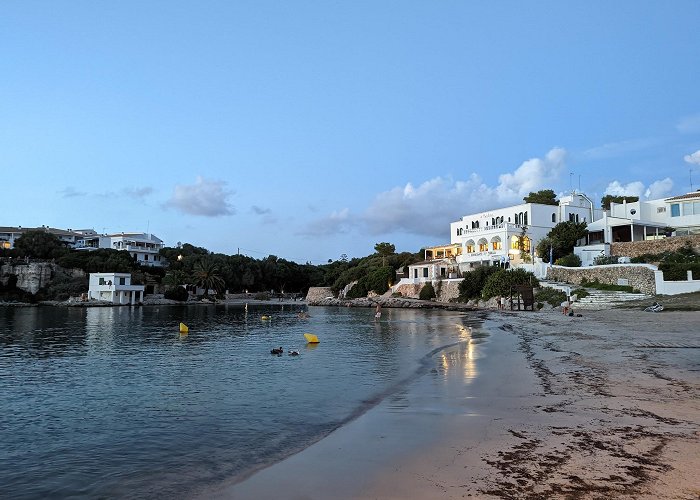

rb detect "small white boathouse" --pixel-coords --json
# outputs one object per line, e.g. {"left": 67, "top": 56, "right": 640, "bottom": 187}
{"left": 88, "top": 273, "right": 145, "bottom": 305}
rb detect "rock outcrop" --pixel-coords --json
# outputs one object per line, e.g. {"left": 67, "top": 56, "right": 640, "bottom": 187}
{"left": 0, "top": 262, "right": 85, "bottom": 295}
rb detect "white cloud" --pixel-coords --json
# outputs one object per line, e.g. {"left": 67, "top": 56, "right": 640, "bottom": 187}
{"left": 60, "top": 186, "right": 87, "bottom": 198}
{"left": 361, "top": 148, "right": 567, "bottom": 238}
{"left": 604, "top": 180, "right": 646, "bottom": 198}
{"left": 495, "top": 147, "right": 566, "bottom": 201}
{"left": 165, "top": 177, "right": 234, "bottom": 216}
{"left": 604, "top": 178, "right": 673, "bottom": 200}
{"left": 123, "top": 187, "right": 153, "bottom": 199}
{"left": 581, "top": 138, "right": 659, "bottom": 160}
{"left": 297, "top": 208, "right": 354, "bottom": 236}
{"left": 251, "top": 205, "right": 271, "bottom": 215}
{"left": 677, "top": 114, "right": 700, "bottom": 134}
{"left": 645, "top": 178, "right": 673, "bottom": 199}
{"left": 684, "top": 150, "right": 700, "bottom": 165}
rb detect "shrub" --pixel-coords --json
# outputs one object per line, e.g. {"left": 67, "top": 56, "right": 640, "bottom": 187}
{"left": 535, "top": 287, "right": 567, "bottom": 307}
{"left": 391, "top": 292, "right": 403, "bottom": 297}
{"left": 164, "top": 286, "right": 189, "bottom": 301}
{"left": 572, "top": 288, "right": 589, "bottom": 299}
{"left": 365, "top": 266, "right": 394, "bottom": 294}
{"left": 254, "top": 292, "right": 271, "bottom": 300}
{"left": 419, "top": 283, "right": 436, "bottom": 300}
{"left": 482, "top": 268, "right": 539, "bottom": 299}
{"left": 458, "top": 266, "right": 499, "bottom": 301}
{"left": 660, "top": 263, "right": 700, "bottom": 281}
{"left": 555, "top": 253, "right": 582, "bottom": 267}
{"left": 346, "top": 279, "right": 368, "bottom": 299}
{"left": 593, "top": 255, "right": 618, "bottom": 265}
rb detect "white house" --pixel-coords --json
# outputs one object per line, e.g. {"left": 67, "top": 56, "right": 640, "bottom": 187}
{"left": 94, "top": 233, "right": 165, "bottom": 267}
{"left": 1, "top": 227, "right": 165, "bottom": 268}
{"left": 449, "top": 193, "right": 602, "bottom": 272}
{"left": 574, "top": 191, "right": 700, "bottom": 266}
{"left": 88, "top": 273, "right": 145, "bottom": 304}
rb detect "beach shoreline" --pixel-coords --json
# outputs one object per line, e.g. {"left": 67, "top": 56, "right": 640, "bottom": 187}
{"left": 199, "top": 307, "right": 700, "bottom": 499}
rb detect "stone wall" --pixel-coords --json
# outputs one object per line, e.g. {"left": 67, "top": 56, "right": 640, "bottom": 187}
{"left": 305, "top": 286, "right": 333, "bottom": 305}
{"left": 611, "top": 235, "right": 700, "bottom": 259}
{"left": 0, "top": 262, "right": 86, "bottom": 294}
{"left": 393, "top": 279, "right": 462, "bottom": 302}
{"left": 546, "top": 264, "right": 657, "bottom": 295}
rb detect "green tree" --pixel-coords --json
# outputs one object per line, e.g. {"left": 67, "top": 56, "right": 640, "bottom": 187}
{"left": 193, "top": 259, "right": 226, "bottom": 296}
{"left": 601, "top": 194, "right": 639, "bottom": 210}
{"left": 458, "top": 266, "right": 499, "bottom": 301}
{"left": 13, "top": 230, "right": 67, "bottom": 259}
{"left": 374, "top": 242, "right": 395, "bottom": 266}
{"left": 482, "top": 268, "right": 539, "bottom": 299}
{"left": 535, "top": 221, "right": 588, "bottom": 263}
{"left": 366, "top": 266, "right": 394, "bottom": 294}
{"left": 523, "top": 189, "right": 558, "bottom": 205}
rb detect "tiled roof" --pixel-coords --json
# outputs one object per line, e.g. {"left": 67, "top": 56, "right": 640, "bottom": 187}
{"left": 666, "top": 191, "right": 700, "bottom": 201}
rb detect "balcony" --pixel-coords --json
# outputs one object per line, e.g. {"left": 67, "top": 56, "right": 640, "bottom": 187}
{"left": 461, "top": 222, "right": 525, "bottom": 235}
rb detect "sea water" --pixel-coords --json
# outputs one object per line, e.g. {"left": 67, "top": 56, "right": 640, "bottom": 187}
{"left": 0, "top": 304, "right": 482, "bottom": 499}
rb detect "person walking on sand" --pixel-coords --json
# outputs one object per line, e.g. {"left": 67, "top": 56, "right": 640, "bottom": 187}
{"left": 500, "top": 295, "right": 506, "bottom": 310}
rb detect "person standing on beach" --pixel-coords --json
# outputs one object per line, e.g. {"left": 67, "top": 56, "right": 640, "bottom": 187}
{"left": 500, "top": 295, "right": 506, "bottom": 310}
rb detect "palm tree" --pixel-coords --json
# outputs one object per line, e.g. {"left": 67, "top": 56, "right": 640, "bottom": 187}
{"left": 193, "top": 259, "right": 226, "bottom": 297}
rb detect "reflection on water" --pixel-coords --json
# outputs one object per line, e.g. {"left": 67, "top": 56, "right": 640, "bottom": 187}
{"left": 0, "top": 305, "right": 486, "bottom": 498}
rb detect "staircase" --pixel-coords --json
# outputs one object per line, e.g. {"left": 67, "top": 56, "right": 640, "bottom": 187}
{"left": 539, "top": 280, "right": 652, "bottom": 310}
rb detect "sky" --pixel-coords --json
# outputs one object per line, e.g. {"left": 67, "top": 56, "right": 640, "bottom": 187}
{"left": 2, "top": 1, "right": 700, "bottom": 263}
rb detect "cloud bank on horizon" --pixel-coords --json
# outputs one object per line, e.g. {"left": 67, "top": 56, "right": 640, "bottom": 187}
{"left": 299, "top": 147, "right": 680, "bottom": 241}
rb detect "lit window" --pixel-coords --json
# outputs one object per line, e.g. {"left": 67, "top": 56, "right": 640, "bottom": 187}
{"left": 492, "top": 241, "right": 502, "bottom": 250}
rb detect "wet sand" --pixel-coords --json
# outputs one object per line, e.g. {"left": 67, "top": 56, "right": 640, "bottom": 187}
{"left": 201, "top": 308, "right": 700, "bottom": 499}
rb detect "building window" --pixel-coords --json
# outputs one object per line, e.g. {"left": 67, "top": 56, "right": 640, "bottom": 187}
{"left": 575, "top": 214, "right": 579, "bottom": 223}
{"left": 657, "top": 207, "right": 666, "bottom": 213}
{"left": 478, "top": 240, "right": 488, "bottom": 251}
{"left": 491, "top": 217, "right": 496, "bottom": 226}
{"left": 466, "top": 244, "right": 474, "bottom": 253}
{"left": 492, "top": 240, "right": 502, "bottom": 250}
{"left": 423, "top": 268, "right": 429, "bottom": 278}
{"left": 551, "top": 213, "right": 556, "bottom": 223}
{"left": 569, "top": 213, "right": 576, "bottom": 222}
{"left": 670, "top": 203, "right": 680, "bottom": 217}
{"left": 119, "top": 277, "right": 126, "bottom": 285}
{"left": 99, "top": 278, "right": 105, "bottom": 285}
{"left": 524, "top": 212, "right": 528, "bottom": 225}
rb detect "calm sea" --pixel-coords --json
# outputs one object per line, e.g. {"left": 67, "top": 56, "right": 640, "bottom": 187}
{"left": 0, "top": 304, "right": 483, "bottom": 499}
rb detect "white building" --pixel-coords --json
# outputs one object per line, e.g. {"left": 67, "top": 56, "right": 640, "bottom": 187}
{"left": 575, "top": 191, "right": 700, "bottom": 266}
{"left": 88, "top": 273, "right": 145, "bottom": 304}
{"left": 0, "top": 227, "right": 165, "bottom": 267}
{"left": 448, "top": 193, "right": 602, "bottom": 272}
{"left": 95, "top": 233, "right": 165, "bottom": 267}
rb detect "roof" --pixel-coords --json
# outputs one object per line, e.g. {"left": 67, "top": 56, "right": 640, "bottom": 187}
{"left": 666, "top": 191, "right": 700, "bottom": 202}
{"left": 409, "top": 258, "right": 455, "bottom": 266}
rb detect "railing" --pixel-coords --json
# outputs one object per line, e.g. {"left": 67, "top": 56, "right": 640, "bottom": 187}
{"left": 458, "top": 223, "right": 525, "bottom": 236}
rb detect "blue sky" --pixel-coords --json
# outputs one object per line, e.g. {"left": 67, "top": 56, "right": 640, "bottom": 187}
{"left": 2, "top": 1, "right": 699, "bottom": 263}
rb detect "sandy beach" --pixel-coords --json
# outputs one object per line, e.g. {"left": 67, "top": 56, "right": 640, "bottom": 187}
{"left": 200, "top": 307, "right": 700, "bottom": 499}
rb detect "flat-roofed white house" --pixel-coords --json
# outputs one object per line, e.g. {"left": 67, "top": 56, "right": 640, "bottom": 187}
{"left": 88, "top": 273, "right": 145, "bottom": 305}
{"left": 574, "top": 191, "right": 700, "bottom": 266}
{"left": 97, "top": 233, "right": 165, "bottom": 267}
{"left": 449, "top": 193, "right": 602, "bottom": 272}
{"left": 0, "top": 226, "right": 93, "bottom": 250}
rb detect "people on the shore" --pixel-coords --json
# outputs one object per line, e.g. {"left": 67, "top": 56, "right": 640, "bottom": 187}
{"left": 500, "top": 296, "right": 506, "bottom": 310}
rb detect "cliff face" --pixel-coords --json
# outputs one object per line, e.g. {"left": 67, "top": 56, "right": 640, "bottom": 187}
{"left": 0, "top": 262, "right": 85, "bottom": 294}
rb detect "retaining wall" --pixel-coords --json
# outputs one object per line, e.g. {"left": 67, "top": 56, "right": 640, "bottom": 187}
{"left": 546, "top": 264, "right": 657, "bottom": 295}
{"left": 611, "top": 235, "right": 700, "bottom": 258}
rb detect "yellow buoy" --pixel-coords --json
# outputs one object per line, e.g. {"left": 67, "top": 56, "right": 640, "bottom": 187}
{"left": 261, "top": 315, "right": 271, "bottom": 321}
{"left": 304, "top": 333, "right": 319, "bottom": 343}
{"left": 179, "top": 322, "right": 189, "bottom": 334}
